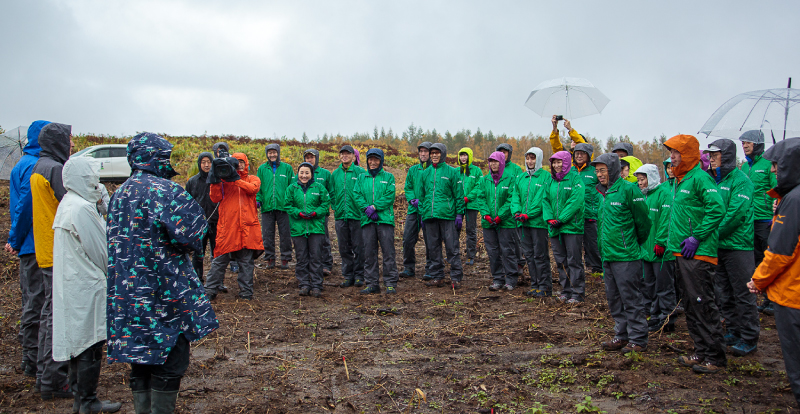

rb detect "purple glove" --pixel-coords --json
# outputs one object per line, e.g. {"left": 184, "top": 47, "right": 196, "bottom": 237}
{"left": 420, "top": 220, "right": 425, "bottom": 230}
{"left": 257, "top": 201, "right": 261, "bottom": 210}
{"left": 365, "top": 206, "right": 377, "bottom": 217}
{"left": 410, "top": 199, "right": 419, "bottom": 208}
{"left": 680, "top": 236, "right": 700, "bottom": 259}
{"left": 369, "top": 211, "right": 379, "bottom": 221}
{"left": 455, "top": 214, "right": 463, "bottom": 231}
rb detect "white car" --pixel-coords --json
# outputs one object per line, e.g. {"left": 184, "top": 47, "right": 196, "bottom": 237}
{"left": 73, "top": 144, "right": 131, "bottom": 183}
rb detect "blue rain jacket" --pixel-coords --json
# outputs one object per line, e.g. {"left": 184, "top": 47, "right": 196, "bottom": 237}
{"left": 8, "top": 121, "right": 49, "bottom": 256}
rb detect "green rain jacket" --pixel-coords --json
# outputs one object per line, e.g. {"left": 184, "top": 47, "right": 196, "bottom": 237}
{"left": 285, "top": 170, "right": 331, "bottom": 237}
{"left": 709, "top": 139, "right": 755, "bottom": 251}
{"left": 634, "top": 164, "right": 674, "bottom": 263}
{"left": 458, "top": 147, "right": 484, "bottom": 211}
{"left": 256, "top": 143, "right": 296, "bottom": 212}
{"left": 478, "top": 152, "right": 517, "bottom": 229}
{"left": 542, "top": 151, "right": 585, "bottom": 237}
{"left": 353, "top": 149, "right": 396, "bottom": 226}
{"left": 512, "top": 147, "right": 549, "bottom": 229}
{"left": 404, "top": 159, "right": 431, "bottom": 216}
{"left": 741, "top": 153, "right": 777, "bottom": 221}
{"left": 419, "top": 144, "right": 465, "bottom": 221}
{"left": 573, "top": 143, "right": 600, "bottom": 220}
{"left": 663, "top": 135, "right": 725, "bottom": 262}
{"left": 594, "top": 153, "right": 651, "bottom": 262}
{"left": 331, "top": 162, "right": 367, "bottom": 220}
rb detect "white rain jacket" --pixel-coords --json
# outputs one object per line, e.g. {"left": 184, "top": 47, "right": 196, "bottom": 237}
{"left": 52, "top": 157, "right": 108, "bottom": 361}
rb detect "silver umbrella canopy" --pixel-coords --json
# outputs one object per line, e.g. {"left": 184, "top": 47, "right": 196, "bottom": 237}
{"left": 699, "top": 78, "right": 800, "bottom": 143}
{"left": 0, "top": 126, "right": 28, "bottom": 180}
{"left": 524, "top": 77, "right": 610, "bottom": 120}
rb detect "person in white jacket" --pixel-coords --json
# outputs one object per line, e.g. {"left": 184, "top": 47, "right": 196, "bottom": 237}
{"left": 52, "top": 156, "right": 121, "bottom": 414}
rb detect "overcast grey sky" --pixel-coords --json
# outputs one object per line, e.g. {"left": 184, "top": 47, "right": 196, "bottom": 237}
{"left": 2, "top": 0, "right": 798, "bottom": 150}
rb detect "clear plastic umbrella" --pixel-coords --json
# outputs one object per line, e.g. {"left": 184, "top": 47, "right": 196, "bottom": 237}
{"left": 524, "top": 77, "right": 610, "bottom": 119}
{"left": 699, "top": 79, "right": 800, "bottom": 142}
{"left": 0, "top": 126, "right": 27, "bottom": 180}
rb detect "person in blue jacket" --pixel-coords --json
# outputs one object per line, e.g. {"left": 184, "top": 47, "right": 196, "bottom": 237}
{"left": 5, "top": 120, "right": 49, "bottom": 380}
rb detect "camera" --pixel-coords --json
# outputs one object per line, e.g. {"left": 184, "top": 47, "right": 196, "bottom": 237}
{"left": 555, "top": 115, "right": 564, "bottom": 121}
{"left": 207, "top": 148, "right": 240, "bottom": 184}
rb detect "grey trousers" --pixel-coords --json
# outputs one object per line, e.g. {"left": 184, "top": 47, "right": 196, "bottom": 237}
{"left": 715, "top": 249, "right": 760, "bottom": 344}
{"left": 293, "top": 234, "right": 324, "bottom": 290}
{"left": 774, "top": 303, "right": 800, "bottom": 407}
{"left": 321, "top": 215, "right": 334, "bottom": 271}
{"left": 425, "top": 219, "right": 463, "bottom": 282}
{"left": 335, "top": 219, "right": 365, "bottom": 282}
{"left": 604, "top": 260, "right": 649, "bottom": 346}
{"left": 205, "top": 249, "right": 258, "bottom": 297}
{"left": 464, "top": 209, "right": 479, "bottom": 260}
{"left": 513, "top": 224, "right": 525, "bottom": 267}
{"left": 19, "top": 254, "right": 43, "bottom": 368}
{"left": 363, "top": 223, "right": 399, "bottom": 288}
{"left": 583, "top": 220, "right": 602, "bottom": 272}
{"left": 37, "top": 267, "right": 68, "bottom": 390}
{"left": 676, "top": 257, "right": 727, "bottom": 366}
{"left": 643, "top": 260, "right": 677, "bottom": 323}
{"left": 483, "top": 227, "right": 519, "bottom": 286}
{"left": 551, "top": 234, "right": 585, "bottom": 300}
{"left": 261, "top": 210, "right": 293, "bottom": 261}
{"left": 520, "top": 227, "right": 552, "bottom": 292}
{"left": 402, "top": 213, "right": 431, "bottom": 275}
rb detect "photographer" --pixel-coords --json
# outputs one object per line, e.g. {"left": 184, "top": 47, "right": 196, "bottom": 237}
{"left": 205, "top": 152, "right": 264, "bottom": 300}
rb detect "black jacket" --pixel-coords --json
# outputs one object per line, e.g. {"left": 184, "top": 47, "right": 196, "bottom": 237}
{"left": 185, "top": 152, "right": 219, "bottom": 223}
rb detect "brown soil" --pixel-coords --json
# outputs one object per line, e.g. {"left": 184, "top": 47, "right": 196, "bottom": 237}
{"left": 0, "top": 182, "right": 796, "bottom": 414}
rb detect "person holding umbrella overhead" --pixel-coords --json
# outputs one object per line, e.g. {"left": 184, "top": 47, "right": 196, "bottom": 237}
{"left": 549, "top": 116, "right": 602, "bottom": 274}
{"left": 663, "top": 134, "right": 726, "bottom": 374}
{"left": 739, "top": 130, "right": 779, "bottom": 315}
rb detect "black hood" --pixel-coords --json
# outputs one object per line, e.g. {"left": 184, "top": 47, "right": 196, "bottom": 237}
{"left": 496, "top": 143, "right": 513, "bottom": 165}
{"left": 763, "top": 137, "right": 800, "bottom": 197}
{"left": 573, "top": 143, "right": 594, "bottom": 165}
{"left": 709, "top": 138, "right": 737, "bottom": 180}
{"left": 591, "top": 152, "right": 621, "bottom": 193}
{"left": 212, "top": 142, "right": 230, "bottom": 157}
{"left": 265, "top": 143, "right": 281, "bottom": 164}
{"left": 739, "top": 130, "right": 765, "bottom": 158}
{"left": 197, "top": 152, "right": 213, "bottom": 180}
{"left": 38, "top": 123, "right": 72, "bottom": 164}
{"left": 303, "top": 148, "right": 320, "bottom": 170}
{"left": 417, "top": 141, "right": 432, "bottom": 167}
{"left": 611, "top": 142, "right": 634, "bottom": 156}
{"left": 430, "top": 143, "right": 448, "bottom": 166}
{"left": 366, "top": 148, "right": 385, "bottom": 177}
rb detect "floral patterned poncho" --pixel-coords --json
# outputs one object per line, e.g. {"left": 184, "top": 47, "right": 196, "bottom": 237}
{"left": 107, "top": 132, "right": 218, "bottom": 365}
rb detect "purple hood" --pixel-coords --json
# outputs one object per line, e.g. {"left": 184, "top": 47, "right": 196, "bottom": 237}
{"left": 488, "top": 151, "right": 506, "bottom": 184}
{"left": 550, "top": 150, "right": 572, "bottom": 182}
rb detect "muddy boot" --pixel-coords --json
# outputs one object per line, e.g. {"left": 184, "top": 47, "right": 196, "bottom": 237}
{"left": 77, "top": 347, "right": 122, "bottom": 413}
{"left": 151, "top": 376, "right": 180, "bottom": 414}
{"left": 130, "top": 377, "right": 151, "bottom": 414}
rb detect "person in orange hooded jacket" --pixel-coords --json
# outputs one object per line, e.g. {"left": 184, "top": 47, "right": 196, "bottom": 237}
{"left": 204, "top": 153, "right": 264, "bottom": 300}
{"left": 748, "top": 137, "right": 800, "bottom": 407}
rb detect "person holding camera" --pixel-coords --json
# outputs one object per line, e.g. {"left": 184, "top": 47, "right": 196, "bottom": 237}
{"left": 353, "top": 148, "right": 398, "bottom": 294}
{"left": 107, "top": 133, "right": 218, "bottom": 414}
{"left": 331, "top": 145, "right": 368, "bottom": 288}
{"left": 257, "top": 144, "right": 295, "bottom": 269}
{"left": 205, "top": 152, "right": 264, "bottom": 300}
{"left": 285, "top": 162, "right": 331, "bottom": 297}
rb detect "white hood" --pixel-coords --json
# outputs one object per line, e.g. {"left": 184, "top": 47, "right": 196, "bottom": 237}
{"left": 634, "top": 164, "right": 661, "bottom": 194}
{"left": 525, "top": 147, "right": 544, "bottom": 173}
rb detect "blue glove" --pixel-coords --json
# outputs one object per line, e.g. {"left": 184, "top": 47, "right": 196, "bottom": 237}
{"left": 680, "top": 236, "right": 700, "bottom": 259}
{"left": 257, "top": 201, "right": 261, "bottom": 210}
{"left": 420, "top": 220, "right": 425, "bottom": 230}
{"left": 410, "top": 199, "right": 419, "bottom": 208}
{"left": 455, "top": 214, "right": 463, "bottom": 231}
{"left": 365, "top": 205, "right": 377, "bottom": 217}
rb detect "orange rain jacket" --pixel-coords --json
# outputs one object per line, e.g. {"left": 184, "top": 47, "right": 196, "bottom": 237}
{"left": 210, "top": 153, "right": 264, "bottom": 257}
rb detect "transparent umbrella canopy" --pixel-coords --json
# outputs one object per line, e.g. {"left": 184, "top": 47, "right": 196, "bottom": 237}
{"left": 524, "top": 77, "right": 610, "bottom": 120}
{"left": 699, "top": 79, "right": 800, "bottom": 142}
{"left": 0, "top": 126, "right": 27, "bottom": 180}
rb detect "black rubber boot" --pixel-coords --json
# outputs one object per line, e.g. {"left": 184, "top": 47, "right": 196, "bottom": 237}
{"left": 130, "top": 377, "right": 151, "bottom": 414}
{"left": 77, "top": 346, "right": 121, "bottom": 413}
{"left": 151, "top": 375, "right": 181, "bottom": 414}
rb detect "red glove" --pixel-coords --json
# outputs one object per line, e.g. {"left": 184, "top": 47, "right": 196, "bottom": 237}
{"left": 493, "top": 216, "right": 501, "bottom": 225}
{"left": 309, "top": 212, "right": 317, "bottom": 219}
{"left": 519, "top": 214, "right": 529, "bottom": 221}
{"left": 464, "top": 196, "right": 469, "bottom": 204}
{"left": 547, "top": 219, "right": 559, "bottom": 226}
{"left": 484, "top": 215, "right": 493, "bottom": 223}
{"left": 298, "top": 212, "right": 307, "bottom": 219}
{"left": 654, "top": 244, "right": 665, "bottom": 257}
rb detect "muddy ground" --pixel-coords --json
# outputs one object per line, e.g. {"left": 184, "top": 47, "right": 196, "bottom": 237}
{"left": 0, "top": 181, "right": 797, "bottom": 414}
